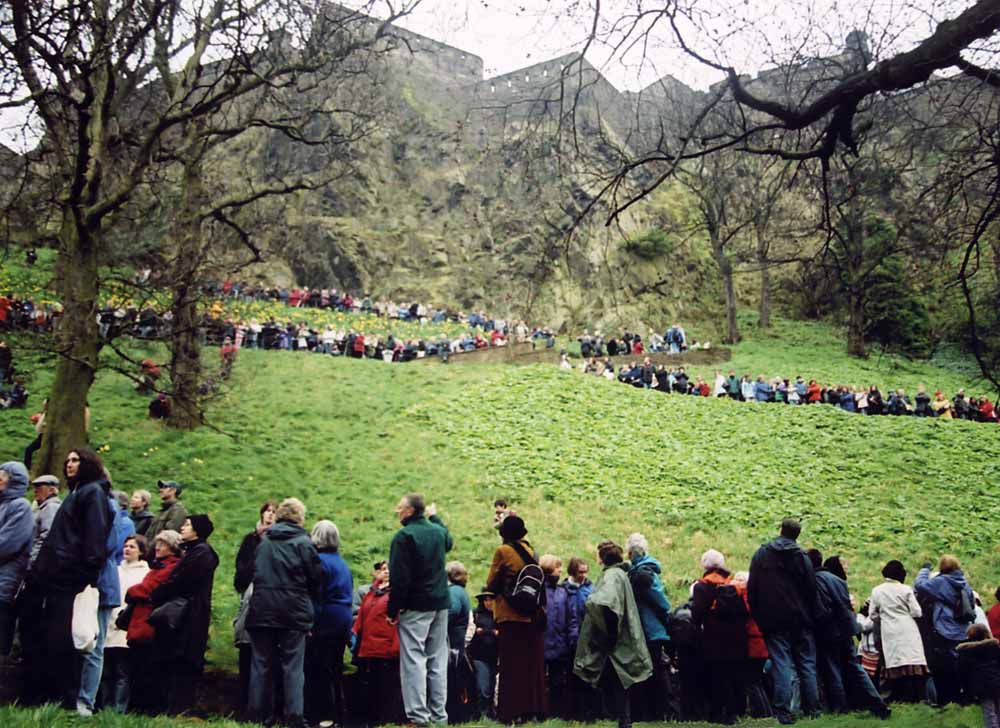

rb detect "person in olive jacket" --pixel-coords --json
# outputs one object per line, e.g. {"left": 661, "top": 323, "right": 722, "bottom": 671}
{"left": 387, "top": 493, "right": 453, "bottom": 727}
{"left": 150, "top": 513, "right": 219, "bottom": 715}
{"left": 246, "top": 498, "right": 322, "bottom": 728}
{"left": 25, "top": 447, "right": 113, "bottom": 708}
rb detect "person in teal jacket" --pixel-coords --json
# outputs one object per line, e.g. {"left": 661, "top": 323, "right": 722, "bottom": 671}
{"left": 626, "top": 533, "right": 674, "bottom": 721}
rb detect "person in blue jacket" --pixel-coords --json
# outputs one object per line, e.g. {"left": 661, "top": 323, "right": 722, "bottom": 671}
{"left": 626, "top": 533, "right": 674, "bottom": 721}
{"left": 915, "top": 555, "right": 976, "bottom": 705}
{"left": 0, "top": 461, "right": 32, "bottom": 656}
{"left": 541, "top": 554, "right": 579, "bottom": 719}
{"left": 305, "top": 519, "right": 353, "bottom": 726}
{"left": 754, "top": 375, "right": 773, "bottom": 402}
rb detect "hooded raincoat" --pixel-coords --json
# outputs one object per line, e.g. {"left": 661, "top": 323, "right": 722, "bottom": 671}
{"left": 0, "top": 462, "right": 32, "bottom": 604}
{"left": 573, "top": 563, "right": 652, "bottom": 690}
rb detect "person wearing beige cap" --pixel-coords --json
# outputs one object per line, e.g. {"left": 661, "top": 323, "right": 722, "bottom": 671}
{"left": 29, "top": 474, "right": 61, "bottom": 565}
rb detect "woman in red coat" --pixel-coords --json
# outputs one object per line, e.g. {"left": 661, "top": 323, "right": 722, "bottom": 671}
{"left": 124, "top": 529, "right": 182, "bottom": 713}
{"left": 734, "top": 571, "right": 771, "bottom": 718}
{"left": 352, "top": 561, "right": 404, "bottom": 726}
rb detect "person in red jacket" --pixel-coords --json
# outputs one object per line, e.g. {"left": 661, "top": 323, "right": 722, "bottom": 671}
{"left": 806, "top": 380, "right": 823, "bottom": 404}
{"left": 124, "top": 529, "right": 182, "bottom": 714}
{"left": 734, "top": 571, "right": 771, "bottom": 719}
{"left": 352, "top": 560, "right": 405, "bottom": 726}
{"left": 988, "top": 588, "right": 1000, "bottom": 640}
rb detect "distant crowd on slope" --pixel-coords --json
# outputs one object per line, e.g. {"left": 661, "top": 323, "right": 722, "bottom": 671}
{"left": 4, "top": 456, "right": 1000, "bottom": 728}
{"left": 560, "top": 355, "right": 1000, "bottom": 424}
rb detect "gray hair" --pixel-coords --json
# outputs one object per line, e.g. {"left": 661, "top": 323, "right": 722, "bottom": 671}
{"left": 701, "top": 549, "right": 726, "bottom": 571}
{"left": 310, "top": 520, "right": 340, "bottom": 552}
{"left": 626, "top": 533, "right": 648, "bottom": 559}
{"left": 112, "top": 490, "right": 130, "bottom": 511}
{"left": 154, "top": 529, "right": 183, "bottom": 554}
{"left": 275, "top": 497, "right": 306, "bottom": 527}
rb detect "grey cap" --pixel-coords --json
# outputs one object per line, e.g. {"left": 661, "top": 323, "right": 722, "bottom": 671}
{"left": 31, "top": 474, "right": 60, "bottom": 487}
{"left": 157, "top": 479, "right": 183, "bottom": 495}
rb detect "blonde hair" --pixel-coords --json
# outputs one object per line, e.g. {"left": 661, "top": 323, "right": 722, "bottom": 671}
{"left": 275, "top": 497, "right": 306, "bottom": 526}
{"left": 539, "top": 554, "right": 562, "bottom": 576}
{"left": 132, "top": 489, "right": 152, "bottom": 508}
{"left": 939, "top": 554, "right": 961, "bottom": 574}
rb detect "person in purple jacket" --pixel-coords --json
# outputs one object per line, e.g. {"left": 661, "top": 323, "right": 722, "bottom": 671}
{"left": 540, "top": 554, "right": 579, "bottom": 719}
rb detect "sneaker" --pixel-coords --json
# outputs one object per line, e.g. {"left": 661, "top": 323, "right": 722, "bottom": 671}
{"left": 319, "top": 722, "right": 335, "bottom": 728}
{"left": 76, "top": 701, "right": 94, "bottom": 718}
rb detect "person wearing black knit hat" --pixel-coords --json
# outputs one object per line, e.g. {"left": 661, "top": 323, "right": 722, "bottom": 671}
{"left": 149, "top": 514, "right": 219, "bottom": 714}
{"left": 868, "top": 559, "right": 928, "bottom": 703}
{"left": 486, "top": 515, "right": 547, "bottom": 723}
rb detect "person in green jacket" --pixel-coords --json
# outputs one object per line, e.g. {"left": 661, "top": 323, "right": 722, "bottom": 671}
{"left": 574, "top": 540, "right": 652, "bottom": 728}
{"left": 146, "top": 480, "right": 189, "bottom": 539}
{"left": 387, "top": 493, "right": 453, "bottom": 726}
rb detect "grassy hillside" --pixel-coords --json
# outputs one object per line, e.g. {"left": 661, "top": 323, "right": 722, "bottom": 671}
{"left": 0, "top": 325, "right": 995, "bottom": 727}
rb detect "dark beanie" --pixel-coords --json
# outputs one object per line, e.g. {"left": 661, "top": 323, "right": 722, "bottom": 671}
{"left": 882, "top": 559, "right": 907, "bottom": 583}
{"left": 499, "top": 515, "right": 527, "bottom": 542}
{"left": 188, "top": 514, "right": 214, "bottom": 540}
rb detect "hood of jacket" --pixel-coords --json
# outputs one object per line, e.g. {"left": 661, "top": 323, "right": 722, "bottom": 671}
{"left": 0, "top": 461, "right": 29, "bottom": 501}
{"left": 631, "top": 554, "right": 662, "bottom": 574}
{"left": 765, "top": 536, "right": 802, "bottom": 554}
{"left": 268, "top": 520, "right": 307, "bottom": 541}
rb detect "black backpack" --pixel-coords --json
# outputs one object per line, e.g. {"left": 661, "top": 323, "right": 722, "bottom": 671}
{"left": 506, "top": 541, "right": 545, "bottom": 616}
{"left": 669, "top": 605, "right": 699, "bottom": 647}
{"left": 711, "top": 583, "right": 749, "bottom": 622}
{"left": 956, "top": 587, "right": 976, "bottom": 624}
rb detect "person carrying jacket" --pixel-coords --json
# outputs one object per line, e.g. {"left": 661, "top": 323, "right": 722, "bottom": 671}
{"left": 540, "top": 554, "right": 579, "bottom": 719}
{"left": 245, "top": 499, "right": 321, "bottom": 728}
{"left": 25, "top": 448, "right": 114, "bottom": 708}
{"left": 146, "top": 480, "right": 188, "bottom": 540}
{"left": 150, "top": 513, "right": 219, "bottom": 714}
{"left": 574, "top": 540, "right": 651, "bottom": 728}
{"left": 747, "top": 518, "right": 819, "bottom": 725}
{"left": 810, "top": 553, "right": 889, "bottom": 718}
{"left": 625, "top": 533, "right": 675, "bottom": 722}
{"left": 353, "top": 560, "right": 406, "bottom": 726}
{"left": 0, "top": 461, "right": 32, "bottom": 656}
{"left": 915, "top": 555, "right": 976, "bottom": 705}
{"left": 691, "top": 549, "right": 748, "bottom": 725}
{"left": 388, "top": 493, "right": 453, "bottom": 727}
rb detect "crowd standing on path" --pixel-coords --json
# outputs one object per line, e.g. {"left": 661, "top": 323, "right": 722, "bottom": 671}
{"left": 4, "top": 463, "right": 1000, "bottom": 727}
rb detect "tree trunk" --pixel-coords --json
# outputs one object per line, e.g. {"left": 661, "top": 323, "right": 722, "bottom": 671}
{"left": 167, "top": 136, "right": 208, "bottom": 430}
{"left": 757, "top": 233, "right": 772, "bottom": 329}
{"left": 709, "top": 226, "right": 741, "bottom": 345}
{"left": 33, "top": 212, "right": 101, "bottom": 477}
{"left": 847, "top": 288, "right": 867, "bottom": 357}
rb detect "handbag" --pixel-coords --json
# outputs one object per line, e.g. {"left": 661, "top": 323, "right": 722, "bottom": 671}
{"left": 148, "top": 596, "right": 190, "bottom": 631}
{"left": 114, "top": 603, "right": 134, "bottom": 631}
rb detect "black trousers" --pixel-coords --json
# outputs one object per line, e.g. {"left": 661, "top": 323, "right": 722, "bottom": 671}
{"left": 599, "top": 666, "right": 631, "bottom": 728}
{"left": 304, "top": 634, "right": 346, "bottom": 724}
{"left": 0, "top": 601, "right": 16, "bottom": 656}
{"left": 32, "top": 586, "right": 80, "bottom": 708}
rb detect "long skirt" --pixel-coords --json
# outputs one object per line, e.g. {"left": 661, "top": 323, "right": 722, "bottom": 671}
{"left": 497, "top": 621, "right": 547, "bottom": 723}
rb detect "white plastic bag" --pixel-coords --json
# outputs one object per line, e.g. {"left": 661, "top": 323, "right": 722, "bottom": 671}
{"left": 72, "top": 586, "right": 99, "bottom": 653}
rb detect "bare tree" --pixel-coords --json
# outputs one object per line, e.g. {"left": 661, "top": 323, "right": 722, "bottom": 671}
{"left": 0, "top": 0, "right": 419, "bottom": 475}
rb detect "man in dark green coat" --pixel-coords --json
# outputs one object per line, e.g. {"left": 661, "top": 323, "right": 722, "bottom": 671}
{"left": 388, "top": 493, "right": 453, "bottom": 726}
{"left": 246, "top": 498, "right": 322, "bottom": 728}
{"left": 147, "top": 480, "right": 188, "bottom": 539}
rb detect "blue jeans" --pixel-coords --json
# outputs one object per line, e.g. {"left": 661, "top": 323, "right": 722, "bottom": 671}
{"left": 765, "top": 628, "right": 819, "bottom": 724}
{"left": 817, "top": 637, "right": 885, "bottom": 713}
{"left": 250, "top": 628, "right": 307, "bottom": 725}
{"left": 472, "top": 659, "right": 496, "bottom": 709}
{"left": 78, "top": 605, "right": 113, "bottom": 710}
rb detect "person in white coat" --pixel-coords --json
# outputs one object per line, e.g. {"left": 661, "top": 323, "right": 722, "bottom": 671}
{"left": 101, "top": 534, "right": 150, "bottom": 712}
{"left": 869, "top": 560, "right": 929, "bottom": 703}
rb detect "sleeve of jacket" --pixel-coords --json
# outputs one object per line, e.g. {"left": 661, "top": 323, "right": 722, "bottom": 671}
{"left": 304, "top": 543, "right": 323, "bottom": 604}
{"left": 906, "top": 588, "right": 923, "bottom": 619}
{"left": 81, "top": 488, "right": 113, "bottom": 583}
{"left": 233, "top": 534, "right": 256, "bottom": 594}
{"left": 429, "top": 515, "right": 453, "bottom": 552}
{"left": 485, "top": 546, "right": 508, "bottom": 597}
{"left": 387, "top": 532, "right": 412, "bottom": 619}
{"left": 566, "top": 587, "right": 581, "bottom": 650}
{"left": 914, "top": 568, "right": 934, "bottom": 600}
{"left": 797, "top": 551, "right": 818, "bottom": 608}
{"left": 747, "top": 550, "right": 762, "bottom": 613}
{"left": 151, "top": 545, "right": 210, "bottom": 605}
{"left": 0, "top": 501, "right": 33, "bottom": 563}
{"left": 690, "top": 581, "right": 713, "bottom": 627}
{"left": 165, "top": 503, "right": 189, "bottom": 533}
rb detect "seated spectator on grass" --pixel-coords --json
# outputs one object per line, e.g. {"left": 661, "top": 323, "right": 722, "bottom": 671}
{"left": 148, "top": 393, "right": 171, "bottom": 420}
{"left": 0, "top": 377, "right": 27, "bottom": 408}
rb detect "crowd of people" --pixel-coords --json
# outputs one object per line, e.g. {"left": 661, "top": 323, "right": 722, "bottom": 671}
{"left": 3, "top": 466, "right": 1000, "bottom": 728}
{"left": 560, "top": 356, "right": 1000, "bottom": 424}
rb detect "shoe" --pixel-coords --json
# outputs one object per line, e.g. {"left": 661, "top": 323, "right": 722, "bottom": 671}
{"left": 874, "top": 706, "right": 892, "bottom": 720}
{"left": 319, "top": 722, "right": 335, "bottom": 728}
{"left": 75, "top": 701, "right": 94, "bottom": 718}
